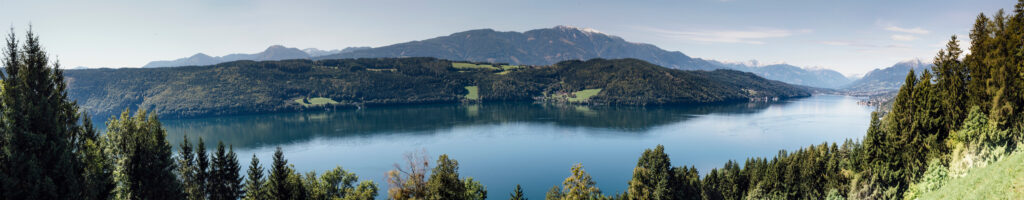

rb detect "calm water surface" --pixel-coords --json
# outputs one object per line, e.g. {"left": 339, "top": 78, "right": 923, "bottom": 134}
{"left": 159, "top": 95, "right": 872, "bottom": 199}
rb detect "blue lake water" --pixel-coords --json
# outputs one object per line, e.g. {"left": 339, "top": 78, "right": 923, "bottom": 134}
{"left": 157, "top": 95, "right": 872, "bottom": 199}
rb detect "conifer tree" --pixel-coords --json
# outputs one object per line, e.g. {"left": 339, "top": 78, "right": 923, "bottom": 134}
{"left": 267, "top": 147, "right": 295, "bottom": 200}
{"left": 0, "top": 27, "right": 91, "bottom": 200}
{"left": 426, "top": 154, "right": 466, "bottom": 200}
{"left": 105, "top": 109, "right": 183, "bottom": 200}
{"left": 209, "top": 142, "right": 243, "bottom": 200}
{"left": 243, "top": 154, "right": 266, "bottom": 200}
{"left": 510, "top": 184, "right": 526, "bottom": 200}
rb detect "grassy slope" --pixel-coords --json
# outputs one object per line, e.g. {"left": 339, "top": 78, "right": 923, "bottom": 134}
{"left": 464, "top": 86, "right": 480, "bottom": 100}
{"left": 921, "top": 151, "right": 1024, "bottom": 199}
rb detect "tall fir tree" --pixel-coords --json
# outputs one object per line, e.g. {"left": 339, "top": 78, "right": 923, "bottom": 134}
{"left": 196, "top": 137, "right": 211, "bottom": 199}
{"left": 267, "top": 147, "right": 295, "bottom": 200}
{"left": 178, "top": 136, "right": 203, "bottom": 200}
{"left": 209, "top": 142, "right": 243, "bottom": 200}
{"left": 627, "top": 145, "right": 677, "bottom": 200}
{"left": 0, "top": 27, "right": 91, "bottom": 199}
{"left": 243, "top": 154, "right": 266, "bottom": 200}
{"left": 509, "top": 184, "right": 526, "bottom": 200}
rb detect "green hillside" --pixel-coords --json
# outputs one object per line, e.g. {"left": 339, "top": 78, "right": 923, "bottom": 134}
{"left": 65, "top": 58, "right": 810, "bottom": 118}
{"left": 920, "top": 151, "right": 1024, "bottom": 199}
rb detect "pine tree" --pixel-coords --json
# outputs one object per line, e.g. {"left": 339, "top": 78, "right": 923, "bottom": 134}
{"left": 267, "top": 147, "right": 295, "bottom": 200}
{"left": 105, "top": 109, "right": 184, "bottom": 200}
{"left": 545, "top": 185, "right": 562, "bottom": 200}
{"left": 510, "top": 184, "right": 526, "bottom": 200}
{"left": 561, "top": 163, "right": 601, "bottom": 200}
{"left": 243, "top": 154, "right": 266, "bottom": 200}
{"left": 627, "top": 145, "right": 676, "bottom": 200}
{"left": 179, "top": 136, "right": 203, "bottom": 200}
{"left": 427, "top": 154, "right": 467, "bottom": 200}
{"left": 209, "top": 142, "right": 243, "bottom": 200}
{"left": 196, "top": 138, "right": 211, "bottom": 199}
{"left": 79, "top": 115, "right": 116, "bottom": 200}
{"left": 0, "top": 27, "right": 90, "bottom": 199}
{"left": 463, "top": 177, "right": 487, "bottom": 200}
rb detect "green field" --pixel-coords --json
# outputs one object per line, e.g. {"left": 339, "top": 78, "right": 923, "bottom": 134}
{"left": 294, "top": 97, "right": 339, "bottom": 107}
{"left": 568, "top": 88, "right": 602, "bottom": 102}
{"left": 500, "top": 65, "right": 521, "bottom": 70}
{"left": 452, "top": 62, "right": 499, "bottom": 70}
{"left": 921, "top": 150, "right": 1024, "bottom": 199}
{"left": 464, "top": 86, "right": 479, "bottom": 100}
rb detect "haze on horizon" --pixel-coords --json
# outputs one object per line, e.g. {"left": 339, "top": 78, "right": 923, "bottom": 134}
{"left": 0, "top": 0, "right": 1010, "bottom": 75}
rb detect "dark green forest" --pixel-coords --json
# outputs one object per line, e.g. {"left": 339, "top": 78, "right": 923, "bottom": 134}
{"left": 64, "top": 57, "right": 809, "bottom": 119}
{"left": 2, "top": 1, "right": 1024, "bottom": 199}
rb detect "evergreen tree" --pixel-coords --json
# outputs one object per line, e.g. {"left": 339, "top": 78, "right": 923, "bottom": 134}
{"left": 267, "top": 147, "right": 295, "bottom": 200}
{"left": 463, "top": 177, "right": 487, "bottom": 200}
{"left": 427, "top": 154, "right": 467, "bottom": 200}
{"left": 627, "top": 145, "right": 676, "bottom": 200}
{"left": 79, "top": 115, "right": 116, "bottom": 200}
{"left": 105, "top": 109, "right": 183, "bottom": 200}
{"left": 209, "top": 142, "right": 243, "bottom": 200}
{"left": 0, "top": 27, "right": 90, "bottom": 199}
{"left": 196, "top": 138, "right": 210, "bottom": 199}
{"left": 510, "top": 184, "right": 526, "bottom": 200}
{"left": 545, "top": 185, "right": 562, "bottom": 200}
{"left": 178, "top": 136, "right": 203, "bottom": 200}
{"left": 561, "top": 163, "right": 601, "bottom": 200}
{"left": 243, "top": 154, "right": 266, "bottom": 200}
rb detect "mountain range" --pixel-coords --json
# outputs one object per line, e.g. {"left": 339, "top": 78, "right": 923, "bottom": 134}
{"left": 141, "top": 46, "right": 369, "bottom": 68}
{"left": 844, "top": 59, "right": 933, "bottom": 93}
{"left": 139, "top": 26, "right": 856, "bottom": 89}
{"left": 706, "top": 60, "right": 852, "bottom": 89}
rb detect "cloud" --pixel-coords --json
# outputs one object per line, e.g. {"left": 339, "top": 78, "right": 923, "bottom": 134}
{"left": 819, "top": 41, "right": 853, "bottom": 46}
{"left": 884, "top": 25, "right": 930, "bottom": 34}
{"left": 643, "top": 27, "right": 809, "bottom": 45}
{"left": 891, "top": 34, "right": 918, "bottom": 41}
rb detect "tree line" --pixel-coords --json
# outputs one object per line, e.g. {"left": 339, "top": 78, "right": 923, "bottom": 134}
{"left": 64, "top": 53, "right": 809, "bottom": 119}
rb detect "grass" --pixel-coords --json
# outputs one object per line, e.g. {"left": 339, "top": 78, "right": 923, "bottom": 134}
{"left": 920, "top": 150, "right": 1024, "bottom": 199}
{"left": 495, "top": 71, "right": 512, "bottom": 75}
{"left": 464, "top": 86, "right": 480, "bottom": 100}
{"left": 452, "top": 62, "right": 499, "bottom": 70}
{"left": 567, "top": 88, "right": 602, "bottom": 102}
{"left": 500, "top": 65, "right": 522, "bottom": 70}
{"left": 294, "top": 97, "right": 339, "bottom": 107}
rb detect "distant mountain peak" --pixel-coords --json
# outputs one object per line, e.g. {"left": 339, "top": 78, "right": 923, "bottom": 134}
{"left": 553, "top": 25, "right": 605, "bottom": 35}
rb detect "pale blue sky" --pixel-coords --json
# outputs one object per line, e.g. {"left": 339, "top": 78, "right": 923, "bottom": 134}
{"left": 0, "top": 0, "right": 1013, "bottom": 75}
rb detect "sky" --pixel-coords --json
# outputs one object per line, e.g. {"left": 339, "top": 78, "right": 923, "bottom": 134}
{"left": 0, "top": 0, "right": 1014, "bottom": 76}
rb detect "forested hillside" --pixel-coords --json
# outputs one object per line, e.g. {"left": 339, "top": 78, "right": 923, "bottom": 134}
{"left": 65, "top": 58, "right": 809, "bottom": 119}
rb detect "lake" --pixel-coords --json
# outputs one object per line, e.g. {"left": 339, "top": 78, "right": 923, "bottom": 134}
{"left": 158, "top": 95, "right": 873, "bottom": 199}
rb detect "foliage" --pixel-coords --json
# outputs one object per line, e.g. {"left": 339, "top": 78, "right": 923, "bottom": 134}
{"left": 919, "top": 150, "right": 1024, "bottom": 199}
{"left": 0, "top": 28, "right": 104, "bottom": 199}
{"left": 209, "top": 142, "right": 243, "bottom": 200}
{"left": 243, "top": 154, "right": 267, "bottom": 200}
{"left": 559, "top": 163, "right": 602, "bottom": 200}
{"left": 510, "top": 184, "right": 526, "bottom": 200}
{"left": 105, "top": 109, "right": 184, "bottom": 200}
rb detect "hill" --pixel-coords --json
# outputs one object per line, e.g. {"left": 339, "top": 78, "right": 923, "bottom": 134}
{"left": 844, "top": 59, "right": 932, "bottom": 93}
{"left": 706, "top": 60, "right": 851, "bottom": 89}
{"left": 919, "top": 150, "right": 1024, "bottom": 199}
{"left": 316, "top": 26, "right": 721, "bottom": 70}
{"left": 66, "top": 58, "right": 810, "bottom": 119}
